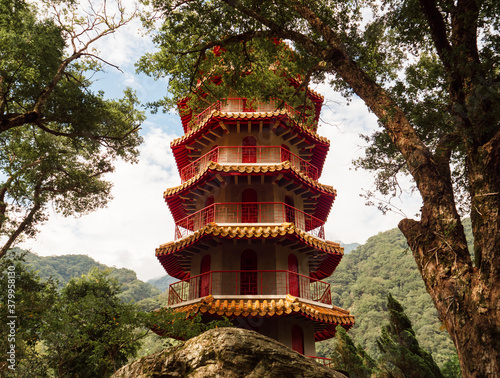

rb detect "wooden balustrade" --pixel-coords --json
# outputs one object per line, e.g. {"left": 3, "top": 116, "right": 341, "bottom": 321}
{"left": 168, "top": 270, "right": 332, "bottom": 306}
{"left": 180, "top": 146, "right": 319, "bottom": 182}
{"left": 187, "top": 98, "right": 307, "bottom": 132}
{"left": 306, "top": 356, "right": 334, "bottom": 368}
{"left": 174, "top": 202, "right": 325, "bottom": 240}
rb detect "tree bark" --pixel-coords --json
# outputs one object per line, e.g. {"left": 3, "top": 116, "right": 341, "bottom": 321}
{"left": 0, "top": 183, "right": 43, "bottom": 258}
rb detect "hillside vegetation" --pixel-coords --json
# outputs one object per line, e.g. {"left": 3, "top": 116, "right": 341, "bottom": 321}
{"left": 317, "top": 222, "right": 471, "bottom": 367}
{"left": 19, "top": 248, "right": 162, "bottom": 306}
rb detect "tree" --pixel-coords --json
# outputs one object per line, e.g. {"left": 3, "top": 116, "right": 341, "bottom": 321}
{"left": 1, "top": 249, "right": 232, "bottom": 377}
{"left": 42, "top": 269, "right": 147, "bottom": 377}
{"left": 441, "top": 355, "right": 463, "bottom": 378}
{"left": 377, "top": 294, "right": 444, "bottom": 377}
{"left": 41, "top": 270, "right": 233, "bottom": 376}
{"left": 330, "top": 325, "right": 377, "bottom": 377}
{"left": 147, "top": 307, "right": 233, "bottom": 341}
{"left": 0, "top": 0, "right": 144, "bottom": 256}
{"left": 0, "top": 250, "right": 57, "bottom": 377}
{"left": 138, "top": 0, "right": 500, "bottom": 374}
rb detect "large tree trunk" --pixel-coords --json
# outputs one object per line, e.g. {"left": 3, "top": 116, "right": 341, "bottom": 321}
{"left": 400, "top": 211, "right": 500, "bottom": 376}
{"left": 399, "top": 131, "right": 500, "bottom": 376}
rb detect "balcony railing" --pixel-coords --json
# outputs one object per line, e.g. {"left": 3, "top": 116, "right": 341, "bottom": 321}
{"left": 180, "top": 146, "right": 319, "bottom": 182}
{"left": 167, "top": 270, "right": 332, "bottom": 306}
{"left": 187, "top": 98, "right": 305, "bottom": 132}
{"left": 174, "top": 202, "right": 325, "bottom": 240}
{"left": 307, "top": 356, "right": 334, "bottom": 368}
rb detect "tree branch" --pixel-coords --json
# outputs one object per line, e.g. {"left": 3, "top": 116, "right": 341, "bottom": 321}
{"left": 0, "top": 112, "right": 40, "bottom": 133}
{"left": 433, "top": 131, "right": 460, "bottom": 181}
{"left": 418, "top": 0, "right": 454, "bottom": 73}
{"left": 0, "top": 180, "right": 44, "bottom": 258}
{"left": 34, "top": 121, "right": 141, "bottom": 142}
{"left": 34, "top": 0, "right": 137, "bottom": 114}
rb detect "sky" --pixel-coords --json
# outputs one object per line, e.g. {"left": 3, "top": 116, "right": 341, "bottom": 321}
{"left": 19, "top": 3, "right": 423, "bottom": 282}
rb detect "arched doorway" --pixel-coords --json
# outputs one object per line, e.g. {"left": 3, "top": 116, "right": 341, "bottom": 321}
{"left": 285, "top": 195, "right": 295, "bottom": 224}
{"left": 240, "top": 249, "right": 257, "bottom": 295}
{"left": 288, "top": 254, "right": 300, "bottom": 297}
{"left": 242, "top": 136, "right": 257, "bottom": 163}
{"left": 199, "top": 255, "right": 211, "bottom": 297}
{"left": 241, "top": 188, "right": 257, "bottom": 223}
{"left": 291, "top": 325, "right": 304, "bottom": 354}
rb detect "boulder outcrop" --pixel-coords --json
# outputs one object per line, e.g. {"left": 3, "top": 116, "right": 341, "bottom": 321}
{"left": 112, "top": 327, "right": 346, "bottom": 377}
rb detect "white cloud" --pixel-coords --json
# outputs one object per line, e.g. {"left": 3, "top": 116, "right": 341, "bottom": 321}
{"left": 93, "top": 16, "right": 152, "bottom": 69}
{"left": 316, "top": 88, "right": 422, "bottom": 244}
{"left": 20, "top": 125, "right": 181, "bottom": 281}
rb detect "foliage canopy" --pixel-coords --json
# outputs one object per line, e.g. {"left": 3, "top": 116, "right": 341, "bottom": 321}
{"left": 376, "top": 294, "right": 443, "bottom": 377}
{"left": 0, "top": 0, "right": 144, "bottom": 256}
{"left": 0, "top": 250, "right": 232, "bottom": 376}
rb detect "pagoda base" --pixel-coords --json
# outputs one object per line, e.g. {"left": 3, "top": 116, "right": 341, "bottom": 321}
{"left": 154, "top": 294, "right": 354, "bottom": 354}
{"left": 202, "top": 314, "right": 318, "bottom": 355}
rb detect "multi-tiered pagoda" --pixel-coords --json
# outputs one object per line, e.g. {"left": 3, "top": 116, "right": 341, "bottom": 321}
{"left": 155, "top": 71, "right": 354, "bottom": 356}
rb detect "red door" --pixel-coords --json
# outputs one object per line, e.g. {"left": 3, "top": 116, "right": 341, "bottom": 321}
{"left": 199, "top": 255, "right": 211, "bottom": 297}
{"left": 241, "top": 188, "right": 257, "bottom": 223}
{"left": 291, "top": 325, "right": 304, "bottom": 354}
{"left": 240, "top": 249, "right": 257, "bottom": 295}
{"left": 288, "top": 254, "right": 300, "bottom": 297}
{"left": 242, "top": 136, "right": 257, "bottom": 163}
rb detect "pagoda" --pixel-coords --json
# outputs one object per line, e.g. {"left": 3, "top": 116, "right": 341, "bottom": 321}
{"left": 155, "top": 65, "right": 354, "bottom": 356}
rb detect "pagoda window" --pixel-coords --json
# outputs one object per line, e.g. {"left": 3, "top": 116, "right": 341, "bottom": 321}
{"left": 241, "top": 188, "right": 257, "bottom": 223}
{"left": 242, "top": 136, "right": 257, "bottom": 163}
{"left": 199, "top": 255, "right": 211, "bottom": 297}
{"left": 285, "top": 195, "right": 295, "bottom": 224}
{"left": 240, "top": 249, "right": 258, "bottom": 295}
{"left": 288, "top": 254, "right": 300, "bottom": 297}
{"left": 291, "top": 325, "right": 304, "bottom": 354}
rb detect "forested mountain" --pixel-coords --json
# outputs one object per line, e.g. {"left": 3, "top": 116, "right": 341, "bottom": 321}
{"left": 17, "top": 248, "right": 162, "bottom": 304}
{"left": 317, "top": 221, "right": 472, "bottom": 368}
{"left": 337, "top": 242, "right": 361, "bottom": 254}
{"left": 147, "top": 274, "right": 177, "bottom": 292}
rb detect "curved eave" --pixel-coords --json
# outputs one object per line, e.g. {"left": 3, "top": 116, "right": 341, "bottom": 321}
{"left": 176, "top": 97, "right": 192, "bottom": 133}
{"left": 171, "top": 110, "right": 330, "bottom": 175}
{"left": 155, "top": 294, "right": 354, "bottom": 341}
{"left": 163, "top": 162, "right": 336, "bottom": 223}
{"left": 156, "top": 223, "right": 343, "bottom": 279}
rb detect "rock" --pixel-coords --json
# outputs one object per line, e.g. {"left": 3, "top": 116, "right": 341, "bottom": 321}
{"left": 112, "top": 327, "right": 346, "bottom": 378}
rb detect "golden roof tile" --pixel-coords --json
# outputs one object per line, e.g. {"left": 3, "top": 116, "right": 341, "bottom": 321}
{"left": 157, "top": 223, "right": 343, "bottom": 256}
{"left": 163, "top": 161, "right": 336, "bottom": 198}
{"left": 171, "top": 294, "right": 354, "bottom": 326}
{"left": 170, "top": 110, "right": 329, "bottom": 148}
